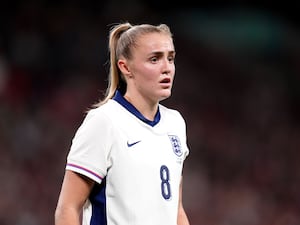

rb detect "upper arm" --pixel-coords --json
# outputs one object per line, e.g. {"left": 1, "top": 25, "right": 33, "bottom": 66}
{"left": 178, "top": 176, "right": 184, "bottom": 208}
{"left": 55, "top": 170, "right": 95, "bottom": 225}
{"left": 177, "top": 176, "right": 190, "bottom": 225}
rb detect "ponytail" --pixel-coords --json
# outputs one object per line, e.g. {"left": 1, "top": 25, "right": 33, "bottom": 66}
{"left": 92, "top": 22, "right": 172, "bottom": 108}
{"left": 93, "top": 22, "right": 132, "bottom": 107}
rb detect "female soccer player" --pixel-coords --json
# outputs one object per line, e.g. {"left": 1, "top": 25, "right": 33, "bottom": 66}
{"left": 55, "top": 22, "right": 190, "bottom": 225}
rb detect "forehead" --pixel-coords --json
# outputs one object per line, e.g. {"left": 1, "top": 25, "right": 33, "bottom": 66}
{"left": 134, "top": 33, "right": 174, "bottom": 54}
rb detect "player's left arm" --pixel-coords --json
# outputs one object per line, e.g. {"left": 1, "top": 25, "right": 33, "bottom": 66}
{"left": 177, "top": 176, "right": 190, "bottom": 225}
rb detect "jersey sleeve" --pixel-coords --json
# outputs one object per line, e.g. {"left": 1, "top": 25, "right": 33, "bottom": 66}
{"left": 176, "top": 110, "right": 190, "bottom": 160}
{"left": 66, "top": 108, "right": 114, "bottom": 184}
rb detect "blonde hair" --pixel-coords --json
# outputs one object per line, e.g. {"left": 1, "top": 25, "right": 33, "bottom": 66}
{"left": 93, "top": 22, "right": 173, "bottom": 108}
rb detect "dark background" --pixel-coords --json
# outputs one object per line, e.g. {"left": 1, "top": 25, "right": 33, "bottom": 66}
{"left": 1, "top": 1, "right": 300, "bottom": 224}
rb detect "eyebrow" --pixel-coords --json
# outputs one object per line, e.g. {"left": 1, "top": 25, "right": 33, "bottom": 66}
{"left": 150, "top": 50, "right": 176, "bottom": 56}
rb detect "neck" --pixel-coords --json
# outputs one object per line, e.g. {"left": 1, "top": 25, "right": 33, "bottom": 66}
{"left": 124, "top": 93, "right": 158, "bottom": 121}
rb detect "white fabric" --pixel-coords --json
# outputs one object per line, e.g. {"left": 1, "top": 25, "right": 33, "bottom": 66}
{"left": 66, "top": 98, "right": 189, "bottom": 225}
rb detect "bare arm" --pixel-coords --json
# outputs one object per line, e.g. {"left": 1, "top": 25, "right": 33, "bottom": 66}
{"left": 177, "top": 176, "right": 190, "bottom": 225}
{"left": 55, "top": 170, "right": 95, "bottom": 225}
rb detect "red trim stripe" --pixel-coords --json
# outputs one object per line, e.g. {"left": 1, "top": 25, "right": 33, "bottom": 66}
{"left": 67, "top": 163, "right": 103, "bottom": 180}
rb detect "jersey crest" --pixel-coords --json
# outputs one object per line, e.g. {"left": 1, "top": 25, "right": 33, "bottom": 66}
{"left": 168, "top": 135, "right": 183, "bottom": 157}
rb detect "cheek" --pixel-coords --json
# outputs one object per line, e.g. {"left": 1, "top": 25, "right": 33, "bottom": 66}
{"left": 134, "top": 71, "right": 157, "bottom": 92}
{"left": 135, "top": 66, "right": 158, "bottom": 82}
{"left": 136, "top": 74, "right": 156, "bottom": 91}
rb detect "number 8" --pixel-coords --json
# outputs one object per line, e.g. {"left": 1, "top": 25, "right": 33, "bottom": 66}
{"left": 160, "top": 165, "right": 171, "bottom": 200}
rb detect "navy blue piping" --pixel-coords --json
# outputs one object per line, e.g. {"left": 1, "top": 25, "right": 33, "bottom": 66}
{"left": 112, "top": 90, "right": 160, "bottom": 127}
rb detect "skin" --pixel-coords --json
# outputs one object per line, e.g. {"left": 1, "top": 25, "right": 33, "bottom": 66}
{"left": 120, "top": 32, "right": 190, "bottom": 225}
{"left": 118, "top": 32, "right": 176, "bottom": 121}
{"left": 55, "top": 170, "right": 94, "bottom": 225}
{"left": 55, "top": 32, "right": 190, "bottom": 225}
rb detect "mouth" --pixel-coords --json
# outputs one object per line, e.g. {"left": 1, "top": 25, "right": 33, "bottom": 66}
{"left": 159, "top": 78, "right": 172, "bottom": 89}
{"left": 160, "top": 77, "right": 171, "bottom": 84}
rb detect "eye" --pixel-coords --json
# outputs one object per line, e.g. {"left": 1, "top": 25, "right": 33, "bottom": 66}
{"left": 150, "top": 56, "right": 158, "bottom": 63}
{"left": 168, "top": 56, "right": 175, "bottom": 63}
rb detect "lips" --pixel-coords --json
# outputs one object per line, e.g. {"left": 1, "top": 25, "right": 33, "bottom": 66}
{"left": 160, "top": 78, "right": 171, "bottom": 83}
{"left": 160, "top": 77, "right": 172, "bottom": 89}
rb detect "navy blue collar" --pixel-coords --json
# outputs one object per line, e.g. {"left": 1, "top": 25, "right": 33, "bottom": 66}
{"left": 112, "top": 90, "right": 160, "bottom": 127}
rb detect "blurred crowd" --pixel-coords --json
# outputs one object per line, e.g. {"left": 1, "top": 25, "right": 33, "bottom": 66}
{"left": 1, "top": 1, "right": 300, "bottom": 225}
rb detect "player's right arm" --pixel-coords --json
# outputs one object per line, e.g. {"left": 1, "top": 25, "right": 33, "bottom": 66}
{"left": 55, "top": 170, "right": 94, "bottom": 225}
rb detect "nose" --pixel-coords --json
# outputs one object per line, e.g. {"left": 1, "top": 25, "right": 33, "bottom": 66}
{"left": 161, "top": 57, "right": 174, "bottom": 74}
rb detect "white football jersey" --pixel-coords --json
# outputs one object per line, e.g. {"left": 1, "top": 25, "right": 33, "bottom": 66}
{"left": 66, "top": 91, "right": 189, "bottom": 225}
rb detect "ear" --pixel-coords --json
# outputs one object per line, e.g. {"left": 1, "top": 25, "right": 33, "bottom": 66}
{"left": 117, "top": 59, "right": 131, "bottom": 76}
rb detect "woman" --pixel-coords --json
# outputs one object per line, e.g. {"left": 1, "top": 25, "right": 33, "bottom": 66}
{"left": 55, "top": 22, "right": 190, "bottom": 225}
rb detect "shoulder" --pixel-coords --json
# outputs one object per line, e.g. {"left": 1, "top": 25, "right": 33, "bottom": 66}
{"left": 159, "top": 104, "right": 185, "bottom": 120}
{"left": 159, "top": 104, "right": 187, "bottom": 128}
{"left": 73, "top": 100, "right": 120, "bottom": 140}
{"left": 86, "top": 100, "right": 119, "bottom": 118}
{"left": 81, "top": 100, "right": 119, "bottom": 127}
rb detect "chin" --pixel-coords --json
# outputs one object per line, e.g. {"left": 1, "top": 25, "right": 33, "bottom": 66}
{"left": 159, "top": 90, "right": 172, "bottom": 101}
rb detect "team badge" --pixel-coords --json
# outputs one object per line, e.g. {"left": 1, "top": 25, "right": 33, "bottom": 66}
{"left": 168, "top": 135, "right": 183, "bottom": 157}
